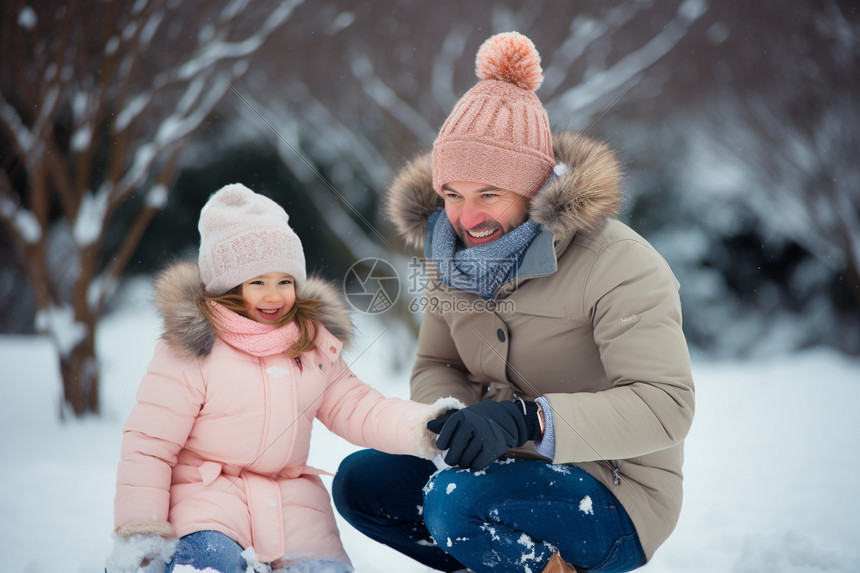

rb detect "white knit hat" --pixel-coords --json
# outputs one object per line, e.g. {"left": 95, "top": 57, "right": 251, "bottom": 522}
{"left": 198, "top": 183, "right": 306, "bottom": 295}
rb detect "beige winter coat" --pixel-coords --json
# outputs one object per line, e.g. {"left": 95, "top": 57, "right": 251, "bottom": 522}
{"left": 385, "top": 131, "right": 695, "bottom": 561}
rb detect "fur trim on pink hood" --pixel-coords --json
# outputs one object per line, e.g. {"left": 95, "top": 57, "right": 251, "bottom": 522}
{"left": 113, "top": 262, "right": 462, "bottom": 566}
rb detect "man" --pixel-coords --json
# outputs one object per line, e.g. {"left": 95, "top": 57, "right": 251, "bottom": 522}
{"left": 333, "top": 32, "right": 694, "bottom": 573}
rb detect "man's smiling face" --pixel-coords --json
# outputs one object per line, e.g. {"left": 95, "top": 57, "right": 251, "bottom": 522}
{"left": 441, "top": 181, "right": 530, "bottom": 248}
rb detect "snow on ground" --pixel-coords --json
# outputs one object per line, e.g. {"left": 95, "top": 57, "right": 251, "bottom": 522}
{"left": 1, "top": 276, "right": 859, "bottom": 572}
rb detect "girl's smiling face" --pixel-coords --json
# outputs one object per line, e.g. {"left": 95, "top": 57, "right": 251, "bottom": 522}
{"left": 240, "top": 272, "right": 296, "bottom": 324}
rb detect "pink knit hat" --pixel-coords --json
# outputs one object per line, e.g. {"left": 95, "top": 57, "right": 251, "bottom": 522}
{"left": 198, "top": 183, "right": 306, "bottom": 295}
{"left": 432, "top": 32, "right": 555, "bottom": 198}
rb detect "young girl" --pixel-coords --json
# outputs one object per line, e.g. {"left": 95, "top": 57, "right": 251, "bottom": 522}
{"left": 106, "top": 184, "right": 461, "bottom": 573}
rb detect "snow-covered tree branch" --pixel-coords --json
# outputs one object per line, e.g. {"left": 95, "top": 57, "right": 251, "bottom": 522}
{"left": 0, "top": 0, "right": 296, "bottom": 416}
{"left": 546, "top": 0, "right": 709, "bottom": 124}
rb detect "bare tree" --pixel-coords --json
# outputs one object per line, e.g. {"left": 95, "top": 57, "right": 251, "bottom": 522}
{"left": 545, "top": 0, "right": 709, "bottom": 123}
{"left": 692, "top": 93, "right": 860, "bottom": 306}
{"left": 0, "top": 0, "right": 299, "bottom": 416}
{"left": 234, "top": 0, "right": 711, "bottom": 255}
{"left": 686, "top": 0, "right": 860, "bottom": 309}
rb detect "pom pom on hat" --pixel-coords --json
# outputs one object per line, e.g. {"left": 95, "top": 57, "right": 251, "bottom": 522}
{"left": 198, "top": 183, "right": 306, "bottom": 295}
{"left": 475, "top": 31, "right": 544, "bottom": 91}
{"left": 432, "top": 31, "right": 555, "bottom": 198}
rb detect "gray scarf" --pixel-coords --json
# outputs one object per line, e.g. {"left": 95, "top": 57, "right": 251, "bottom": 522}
{"left": 427, "top": 209, "right": 542, "bottom": 299}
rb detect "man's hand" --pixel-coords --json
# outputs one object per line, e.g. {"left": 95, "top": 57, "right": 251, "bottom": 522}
{"left": 431, "top": 400, "right": 541, "bottom": 471}
{"left": 426, "top": 409, "right": 459, "bottom": 434}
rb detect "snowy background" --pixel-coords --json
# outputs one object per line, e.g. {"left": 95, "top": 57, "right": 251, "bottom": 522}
{"left": 2, "top": 276, "right": 859, "bottom": 573}
{"left": 2, "top": 2, "right": 859, "bottom": 571}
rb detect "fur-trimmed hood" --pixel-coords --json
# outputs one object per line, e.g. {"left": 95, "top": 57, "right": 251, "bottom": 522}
{"left": 385, "top": 131, "right": 623, "bottom": 251}
{"left": 152, "top": 261, "right": 354, "bottom": 358}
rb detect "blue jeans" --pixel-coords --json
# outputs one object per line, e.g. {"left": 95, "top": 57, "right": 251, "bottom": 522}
{"left": 168, "top": 531, "right": 247, "bottom": 573}
{"left": 166, "top": 530, "right": 352, "bottom": 573}
{"left": 333, "top": 450, "right": 646, "bottom": 573}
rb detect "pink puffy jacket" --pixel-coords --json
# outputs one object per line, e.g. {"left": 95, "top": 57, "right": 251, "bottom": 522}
{"left": 113, "top": 263, "right": 457, "bottom": 565}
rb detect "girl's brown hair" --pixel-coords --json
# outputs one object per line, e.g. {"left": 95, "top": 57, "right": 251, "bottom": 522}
{"left": 198, "top": 283, "right": 324, "bottom": 358}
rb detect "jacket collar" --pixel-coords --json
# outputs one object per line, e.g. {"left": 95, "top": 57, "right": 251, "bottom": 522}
{"left": 516, "top": 228, "right": 558, "bottom": 279}
{"left": 385, "top": 131, "right": 623, "bottom": 255}
{"left": 153, "top": 261, "right": 354, "bottom": 358}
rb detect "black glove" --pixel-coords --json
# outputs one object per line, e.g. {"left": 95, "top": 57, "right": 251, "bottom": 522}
{"left": 426, "top": 409, "right": 459, "bottom": 434}
{"left": 433, "top": 400, "right": 541, "bottom": 471}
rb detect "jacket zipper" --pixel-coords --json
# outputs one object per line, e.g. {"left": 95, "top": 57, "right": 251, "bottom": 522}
{"left": 604, "top": 460, "right": 622, "bottom": 486}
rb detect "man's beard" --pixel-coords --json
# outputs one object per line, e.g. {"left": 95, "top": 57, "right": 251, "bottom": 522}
{"left": 456, "top": 211, "right": 528, "bottom": 248}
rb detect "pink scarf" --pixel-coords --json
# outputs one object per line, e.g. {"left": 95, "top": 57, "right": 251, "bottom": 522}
{"left": 209, "top": 302, "right": 301, "bottom": 357}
